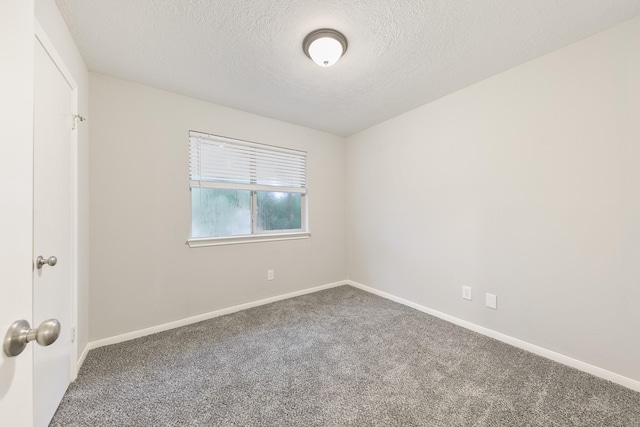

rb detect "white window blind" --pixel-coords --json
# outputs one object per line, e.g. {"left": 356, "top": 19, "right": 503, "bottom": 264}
{"left": 189, "top": 131, "right": 307, "bottom": 194}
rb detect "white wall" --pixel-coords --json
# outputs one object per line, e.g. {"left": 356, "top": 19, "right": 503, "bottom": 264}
{"left": 89, "top": 74, "right": 346, "bottom": 341}
{"left": 346, "top": 16, "right": 640, "bottom": 382}
{"left": 35, "top": 0, "right": 90, "bottom": 365}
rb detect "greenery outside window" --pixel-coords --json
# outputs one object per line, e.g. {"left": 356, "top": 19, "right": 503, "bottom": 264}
{"left": 188, "top": 131, "right": 308, "bottom": 246}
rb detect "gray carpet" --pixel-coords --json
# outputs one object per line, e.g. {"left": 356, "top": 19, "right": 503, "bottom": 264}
{"left": 51, "top": 286, "right": 640, "bottom": 426}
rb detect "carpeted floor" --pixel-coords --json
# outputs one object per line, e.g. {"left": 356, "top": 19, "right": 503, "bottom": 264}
{"left": 51, "top": 286, "right": 640, "bottom": 426}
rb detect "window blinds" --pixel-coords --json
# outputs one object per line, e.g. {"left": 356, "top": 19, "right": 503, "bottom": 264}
{"left": 189, "top": 131, "right": 307, "bottom": 194}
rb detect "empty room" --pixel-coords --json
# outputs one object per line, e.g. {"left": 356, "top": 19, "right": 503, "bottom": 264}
{"left": 1, "top": 0, "right": 640, "bottom": 426}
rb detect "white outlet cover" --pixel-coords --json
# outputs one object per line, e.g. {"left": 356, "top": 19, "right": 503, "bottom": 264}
{"left": 486, "top": 293, "right": 497, "bottom": 309}
{"left": 462, "top": 286, "right": 472, "bottom": 301}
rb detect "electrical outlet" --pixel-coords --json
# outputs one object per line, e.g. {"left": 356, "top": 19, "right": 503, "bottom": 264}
{"left": 486, "top": 293, "right": 497, "bottom": 309}
{"left": 267, "top": 269, "right": 274, "bottom": 281}
{"left": 462, "top": 286, "right": 472, "bottom": 301}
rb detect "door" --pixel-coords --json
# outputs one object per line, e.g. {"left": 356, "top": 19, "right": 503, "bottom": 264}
{"left": 0, "top": 2, "right": 36, "bottom": 426}
{"left": 32, "top": 34, "right": 75, "bottom": 426}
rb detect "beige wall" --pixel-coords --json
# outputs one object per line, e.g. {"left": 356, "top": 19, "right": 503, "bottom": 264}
{"left": 89, "top": 74, "right": 346, "bottom": 341}
{"left": 346, "top": 16, "right": 640, "bottom": 381}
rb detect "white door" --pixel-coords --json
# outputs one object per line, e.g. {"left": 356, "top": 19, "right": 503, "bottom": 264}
{"left": 0, "top": 2, "right": 36, "bottom": 426}
{"left": 32, "top": 35, "right": 75, "bottom": 426}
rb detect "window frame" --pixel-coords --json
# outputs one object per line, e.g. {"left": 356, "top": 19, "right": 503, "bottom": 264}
{"left": 187, "top": 131, "right": 309, "bottom": 247}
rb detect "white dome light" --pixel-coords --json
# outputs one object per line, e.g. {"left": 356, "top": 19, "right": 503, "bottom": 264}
{"left": 303, "top": 29, "right": 348, "bottom": 67}
{"left": 308, "top": 37, "right": 343, "bottom": 67}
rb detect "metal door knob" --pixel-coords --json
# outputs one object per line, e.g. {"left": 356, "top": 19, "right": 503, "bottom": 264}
{"left": 36, "top": 255, "right": 57, "bottom": 269}
{"left": 3, "top": 319, "right": 61, "bottom": 357}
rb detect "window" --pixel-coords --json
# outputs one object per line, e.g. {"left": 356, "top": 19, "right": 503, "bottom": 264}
{"left": 188, "top": 131, "right": 308, "bottom": 246}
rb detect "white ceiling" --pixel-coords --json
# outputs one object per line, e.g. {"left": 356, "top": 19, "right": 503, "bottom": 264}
{"left": 56, "top": 0, "right": 640, "bottom": 136}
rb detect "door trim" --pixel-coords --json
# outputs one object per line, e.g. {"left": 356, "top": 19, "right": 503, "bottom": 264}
{"left": 34, "top": 19, "right": 79, "bottom": 381}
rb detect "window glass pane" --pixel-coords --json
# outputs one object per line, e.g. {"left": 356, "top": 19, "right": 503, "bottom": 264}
{"left": 191, "top": 188, "right": 251, "bottom": 237}
{"left": 257, "top": 192, "right": 302, "bottom": 232}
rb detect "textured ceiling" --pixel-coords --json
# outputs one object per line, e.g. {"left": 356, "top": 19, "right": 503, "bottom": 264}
{"left": 56, "top": 0, "right": 640, "bottom": 136}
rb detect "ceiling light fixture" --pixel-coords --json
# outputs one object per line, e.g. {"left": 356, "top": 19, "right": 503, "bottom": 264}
{"left": 302, "top": 29, "right": 348, "bottom": 67}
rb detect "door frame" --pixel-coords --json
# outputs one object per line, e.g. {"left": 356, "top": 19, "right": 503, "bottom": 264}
{"left": 34, "top": 19, "right": 80, "bottom": 381}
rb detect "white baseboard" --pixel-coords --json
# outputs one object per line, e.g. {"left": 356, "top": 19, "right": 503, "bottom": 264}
{"left": 77, "top": 343, "right": 90, "bottom": 372}
{"left": 347, "top": 280, "right": 640, "bottom": 393}
{"left": 82, "top": 278, "right": 639, "bottom": 393}
{"left": 85, "top": 280, "right": 348, "bottom": 353}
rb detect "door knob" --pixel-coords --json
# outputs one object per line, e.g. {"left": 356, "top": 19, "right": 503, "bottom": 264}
{"left": 3, "top": 319, "right": 61, "bottom": 357}
{"left": 36, "top": 255, "right": 57, "bottom": 269}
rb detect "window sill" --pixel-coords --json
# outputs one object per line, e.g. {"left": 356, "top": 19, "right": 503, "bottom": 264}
{"left": 187, "top": 232, "right": 310, "bottom": 248}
